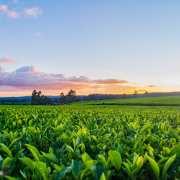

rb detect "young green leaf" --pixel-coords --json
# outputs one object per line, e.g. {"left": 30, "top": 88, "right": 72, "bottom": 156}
{"left": 162, "top": 154, "right": 176, "bottom": 177}
{"left": 147, "top": 155, "right": 159, "bottom": 180}
{"left": 108, "top": 150, "right": 122, "bottom": 171}
{"left": 20, "top": 157, "right": 35, "bottom": 173}
{"left": 137, "top": 156, "right": 144, "bottom": 169}
{"left": 139, "top": 124, "right": 154, "bottom": 135}
{"left": 2, "top": 157, "right": 11, "bottom": 168}
{"left": 82, "top": 152, "right": 90, "bottom": 164}
{"left": 100, "top": 173, "right": 106, "bottom": 180}
{"left": 72, "top": 160, "right": 81, "bottom": 179}
{"left": 4, "top": 176, "right": 18, "bottom": 180}
{"left": 0, "top": 144, "right": 12, "bottom": 158}
{"left": 9, "top": 138, "right": 20, "bottom": 148}
{"left": 41, "top": 152, "right": 56, "bottom": 163}
{"left": 65, "top": 144, "right": 74, "bottom": 153}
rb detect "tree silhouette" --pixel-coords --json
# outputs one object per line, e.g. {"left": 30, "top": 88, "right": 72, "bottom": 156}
{"left": 134, "top": 91, "right": 138, "bottom": 98}
{"left": 145, "top": 91, "right": 148, "bottom": 97}
{"left": 31, "top": 90, "right": 53, "bottom": 105}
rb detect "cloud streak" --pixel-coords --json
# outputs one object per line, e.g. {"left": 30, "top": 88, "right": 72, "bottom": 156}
{"left": 0, "top": 57, "right": 18, "bottom": 64}
{"left": 146, "top": 85, "right": 158, "bottom": 88}
{"left": 0, "top": 4, "right": 20, "bottom": 18}
{"left": 0, "top": 66, "right": 135, "bottom": 95}
{"left": 0, "top": 4, "right": 43, "bottom": 18}
{"left": 24, "top": 7, "right": 43, "bottom": 17}
{"left": 94, "top": 79, "right": 128, "bottom": 84}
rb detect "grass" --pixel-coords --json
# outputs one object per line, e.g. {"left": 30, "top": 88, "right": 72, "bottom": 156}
{"left": 73, "top": 95, "right": 180, "bottom": 106}
{"left": 0, "top": 101, "right": 31, "bottom": 105}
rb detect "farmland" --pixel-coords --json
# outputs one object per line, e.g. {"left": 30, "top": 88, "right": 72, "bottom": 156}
{"left": 78, "top": 95, "right": 180, "bottom": 106}
{"left": 1, "top": 97, "right": 180, "bottom": 179}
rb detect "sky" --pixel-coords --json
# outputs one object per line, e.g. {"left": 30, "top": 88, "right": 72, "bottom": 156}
{"left": 0, "top": 0, "right": 180, "bottom": 97}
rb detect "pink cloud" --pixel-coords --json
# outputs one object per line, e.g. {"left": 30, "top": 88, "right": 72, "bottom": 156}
{"left": 13, "top": 0, "right": 18, "bottom": 3}
{"left": 0, "top": 5, "right": 20, "bottom": 18}
{"left": 0, "top": 57, "right": 18, "bottom": 64}
{"left": 0, "top": 66, "right": 133, "bottom": 95}
{"left": 24, "top": 7, "right": 43, "bottom": 17}
{"left": 0, "top": 66, "right": 5, "bottom": 72}
{"left": 15, "top": 66, "right": 36, "bottom": 73}
{"left": 94, "top": 79, "right": 128, "bottom": 84}
{"left": 146, "top": 85, "right": 158, "bottom": 88}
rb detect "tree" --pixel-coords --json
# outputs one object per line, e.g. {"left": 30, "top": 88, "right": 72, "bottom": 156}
{"left": 145, "top": 91, "right": 148, "bottom": 97}
{"left": 60, "top": 92, "right": 66, "bottom": 104}
{"left": 134, "top": 91, "right": 138, "bottom": 98}
{"left": 31, "top": 90, "right": 38, "bottom": 105}
{"left": 59, "top": 90, "right": 77, "bottom": 104}
{"left": 121, "top": 93, "right": 127, "bottom": 99}
{"left": 31, "top": 90, "right": 54, "bottom": 105}
{"left": 67, "top": 89, "right": 76, "bottom": 103}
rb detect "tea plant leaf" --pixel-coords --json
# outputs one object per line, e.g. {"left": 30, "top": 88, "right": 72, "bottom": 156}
{"left": 72, "top": 160, "right": 81, "bottom": 179}
{"left": 20, "top": 157, "right": 35, "bottom": 173}
{"left": 0, "top": 144, "right": 12, "bottom": 158}
{"left": 9, "top": 138, "right": 20, "bottom": 148}
{"left": 56, "top": 166, "right": 72, "bottom": 180}
{"left": 98, "top": 155, "right": 107, "bottom": 167}
{"left": 4, "top": 176, "right": 18, "bottom": 180}
{"left": 100, "top": 173, "right": 106, "bottom": 180}
{"left": 137, "top": 156, "right": 144, "bottom": 169}
{"left": 139, "top": 124, "right": 154, "bottom": 135}
{"left": 147, "top": 155, "right": 159, "bottom": 180}
{"left": 65, "top": 144, "right": 74, "bottom": 153}
{"left": 108, "top": 150, "right": 122, "bottom": 171}
{"left": 163, "top": 154, "right": 176, "bottom": 177}
{"left": 82, "top": 152, "right": 90, "bottom": 164}
{"left": 41, "top": 152, "right": 56, "bottom": 163}
{"left": 2, "top": 157, "right": 11, "bottom": 168}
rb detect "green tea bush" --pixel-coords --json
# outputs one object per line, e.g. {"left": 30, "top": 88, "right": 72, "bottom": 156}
{"left": 0, "top": 106, "right": 180, "bottom": 179}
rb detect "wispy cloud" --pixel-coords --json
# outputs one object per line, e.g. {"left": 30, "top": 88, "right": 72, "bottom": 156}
{"left": 36, "top": 32, "right": 41, "bottom": 36}
{"left": 0, "top": 4, "right": 20, "bottom": 18}
{"left": 146, "top": 85, "right": 158, "bottom": 88}
{"left": 0, "top": 4, "right": 43, "bottom": 18}
{"left": 36, "top": 32, "right": 44, "bottom": 37}
{"left": 15, "top": 66, "right": 36, "bottom": 72}
{"left": 0, "top": 66, "right": 5, "bottom": 72}
{"left": 137, "top": 89, "right": 147, "bottom": 93}
{"left": 0, "top": 66, "right": 134, "bottom": 95}
{"left": 13, "top": 0, "right": 18, "bottom": 3}
{"left": 94, "top": 79, "right": 128, "bottom": 84}
{"left": 0, "top": 57, "right": 18, "bottom": 64}
{"left": 24, "top": 7, "right": 43, "bottom": 17}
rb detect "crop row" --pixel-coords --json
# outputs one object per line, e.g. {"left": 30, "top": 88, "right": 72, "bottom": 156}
{"left": 0, "top": 107, "right": 180, "bottom": 179}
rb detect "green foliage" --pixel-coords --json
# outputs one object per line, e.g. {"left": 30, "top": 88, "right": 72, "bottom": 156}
{"left": 0, "top": 104, "right": 180, "bottom": 179}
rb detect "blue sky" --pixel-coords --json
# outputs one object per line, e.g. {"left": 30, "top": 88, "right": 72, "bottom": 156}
{"left": 0, "top": 0, "right": 180, "bottom": 96}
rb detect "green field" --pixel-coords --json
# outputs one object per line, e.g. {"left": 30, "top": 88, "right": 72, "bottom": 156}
{"left": 0, "top": 96, "right": 180, "bottom": 179}
{"left": 79, "top": 95, "right": 180, "bottom": 106}
{"left": 0, "top": 102, "right": 31, "bottom": 105}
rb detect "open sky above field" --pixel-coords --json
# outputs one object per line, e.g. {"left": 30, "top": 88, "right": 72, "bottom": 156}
{"left": 0, "top": 0, "right": 180, "bottom": 96}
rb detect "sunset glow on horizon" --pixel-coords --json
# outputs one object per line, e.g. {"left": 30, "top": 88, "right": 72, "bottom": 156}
{"left": 0, "top": 0, "right": 180, "bottom": 97}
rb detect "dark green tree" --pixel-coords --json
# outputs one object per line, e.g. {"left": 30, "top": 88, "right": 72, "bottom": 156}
{"left": 31, "top": 90, "right": 54, "bottom": 105}
{"left": 31, "top": 90, "right": 38, "bottom": 105}
{"left": 145, "top": 91, "right": 148, "bottom": 97}
{"left": 67, "top": 89, "right": 76, "bottom": 103}
{"left": 60, "top": 92, "right": 66, "bottom": 104}
{"left": 134, "top": 91, "right": 138, "bottom": 98}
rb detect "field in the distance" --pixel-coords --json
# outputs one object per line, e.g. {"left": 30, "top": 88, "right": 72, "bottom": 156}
{"left": 73, "top": 95, "right": 180, "bottom": 107}
{"left": 0, "top": 96, "right": 180, "bottom": 180}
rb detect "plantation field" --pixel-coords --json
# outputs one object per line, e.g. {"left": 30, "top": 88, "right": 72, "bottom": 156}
{"left": 79, "top": 95, "right": 180, "bottom": 106}
{"left": 0, "top": 102, "right": 31, "bottom": 105}
{"left": 0, "top": 100, "right": 180, "bottom": 179}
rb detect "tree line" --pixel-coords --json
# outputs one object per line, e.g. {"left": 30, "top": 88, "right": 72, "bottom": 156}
{"left": 83, "top": 91, "right": 149, "bottom": 101}
{"left": 31, "top": 89, "right": 79, "bottom": 105}
{"left": 31, "top": 90, "right": 54, "bottom": 105}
